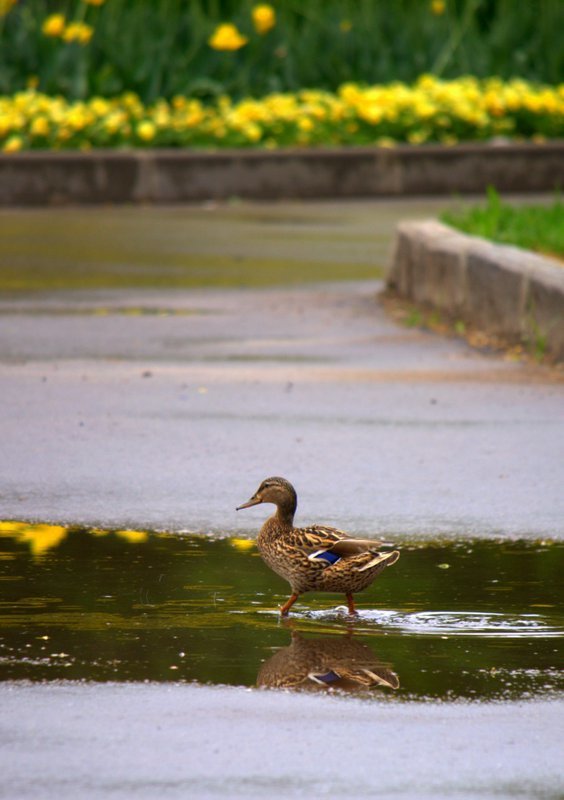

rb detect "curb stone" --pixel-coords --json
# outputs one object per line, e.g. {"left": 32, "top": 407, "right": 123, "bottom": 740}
{"left": 387, "top": 220, "right": 564, "bottom": 362}
{"left": 0, "top": 142, "right": 563, "bottom": 205}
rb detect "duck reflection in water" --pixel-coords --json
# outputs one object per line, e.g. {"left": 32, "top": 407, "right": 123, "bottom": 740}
{"left": 257, "top": 627, "right": 399, "bottom": 693}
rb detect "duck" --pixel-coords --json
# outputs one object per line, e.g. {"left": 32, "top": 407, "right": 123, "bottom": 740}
{"left": 236, "top": 476, "right": 399, "bottom": 615}
{"left": 257, "top": 628, "right": 400, "bottom": 692}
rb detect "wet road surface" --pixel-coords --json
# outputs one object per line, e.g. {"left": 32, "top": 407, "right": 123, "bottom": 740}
{"left": 1, "top": 279, "right": 563, "bottom": 537}
{"left": 2, "top": 683, "right": 563, "bottom": 800}
{"left": 1, "top": 198, "right": 562, "bottom": 538}
{"left": 0, "top": 198, "right": 563, "bottom": 799}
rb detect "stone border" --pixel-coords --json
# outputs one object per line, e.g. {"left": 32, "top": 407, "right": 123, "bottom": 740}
{"left": 386, "top": 220, "right": 564, "bottom": 362}
{"left": 1, "top": 141, "right": 563, "bottom": 205}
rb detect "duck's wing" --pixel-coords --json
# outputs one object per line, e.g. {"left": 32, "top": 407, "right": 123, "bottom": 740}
{"left": 327, "top": 538, "right": 387, "bottom": 556}
{"left": 288, "top": 526, "right": 345, "bottom": 564}
{"left": 308, "top": 666, "right": 400, "bottom": 690}
{"left": 291, "top": 525, "right": 346, "bottom": 551}
{"left": 293, "top": 526, "right": 390, "bottom": 567}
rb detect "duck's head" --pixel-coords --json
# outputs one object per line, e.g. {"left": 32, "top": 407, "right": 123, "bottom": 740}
{"left": 237, "top": 476, "right": 297, "bottom": 513}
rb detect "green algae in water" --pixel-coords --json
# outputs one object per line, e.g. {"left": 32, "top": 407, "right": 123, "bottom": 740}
{"left": 0, "top": 521, "right": 562, "bottom": 701}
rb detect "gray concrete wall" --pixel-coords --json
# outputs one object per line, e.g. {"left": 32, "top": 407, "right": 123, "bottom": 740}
{"left": 1, "top": 142, "right": 563, "bottom": 205}
{"left": 387, "top": 220, "right": 564, "bottom": 362}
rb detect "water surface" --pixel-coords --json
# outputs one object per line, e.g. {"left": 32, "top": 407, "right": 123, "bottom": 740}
{"left": 0, "top": 522, "right": 562, "bottom": 701}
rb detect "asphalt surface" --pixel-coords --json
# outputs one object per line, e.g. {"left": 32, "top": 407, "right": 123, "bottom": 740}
{"left": 1, "top": 683, "right": 563, "bottom": 800}
{"left": 1, "top": 199, "right": 563, "bottom": 799}
{"left": 0, "top": 684, "right": 564, "bottom": 800}
{"left": 1, "top": 280, "right": 563, "bottom": 538}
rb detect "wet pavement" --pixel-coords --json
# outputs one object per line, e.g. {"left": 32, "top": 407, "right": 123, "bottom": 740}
{"left": 2, "top": 684, "right": 562, "bottom": 800}
{"left": 1, "top": 198, "right": 563, "bottom": 798}
{"left": 1, "top": 281, "right": 563, "bottom": 537}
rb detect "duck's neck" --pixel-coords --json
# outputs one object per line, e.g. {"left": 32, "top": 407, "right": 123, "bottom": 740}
{"left": 273, "top": 497, "right": 296, "bottom": 530}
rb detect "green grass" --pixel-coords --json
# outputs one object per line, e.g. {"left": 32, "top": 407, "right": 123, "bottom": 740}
{"left": 441, "top": 189, "right": 564, "bottom": 260}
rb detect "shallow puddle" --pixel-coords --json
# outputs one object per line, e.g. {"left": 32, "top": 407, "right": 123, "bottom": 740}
{"left": 0, "top": 522, "right": 562, "bottom": 701}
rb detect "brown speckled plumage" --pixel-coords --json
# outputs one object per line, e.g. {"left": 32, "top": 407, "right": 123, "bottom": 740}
{"left": 257, "top": 630, "right": 399, "bottom": 691}
{"left": 237, "top": 476, "right": 400, "bottom": 615}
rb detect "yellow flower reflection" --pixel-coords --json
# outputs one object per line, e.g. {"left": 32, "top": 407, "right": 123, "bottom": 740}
{"left": 0, "top": 520, "right": 149, "bottom": 555}
{"left": 116, "top": 529, "right": 148, "bottom": 544}
{"left": 0, "top": 521, "right": 67, "bottom": 557}
{"left": 230, "top": 537, "right": 255, "bottom": 551}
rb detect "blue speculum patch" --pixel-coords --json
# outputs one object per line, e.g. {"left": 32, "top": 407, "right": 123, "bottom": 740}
{"left": 0, "top": 522, "right": 562, "bottom": 701}
{"left": 311, "top": 550, "right": 341, "bottom": 565}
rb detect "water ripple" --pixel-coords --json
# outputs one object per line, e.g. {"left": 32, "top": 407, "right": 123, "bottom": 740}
{"left": 304, "top": 608, "right": 562, "bottom": 638}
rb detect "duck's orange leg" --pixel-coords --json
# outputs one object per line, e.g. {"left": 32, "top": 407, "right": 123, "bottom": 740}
{"left": 346, "top": 593, "right": 357, "bottom": 615}
{"left": 280, "top": 593, "right": 299, "bottom": 616}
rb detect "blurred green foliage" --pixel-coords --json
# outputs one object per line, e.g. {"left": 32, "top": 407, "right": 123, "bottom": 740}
{"left": 0, "top": 0, "right": 563, "bottom": 102}
{"left": 442, "top": 189, "right": 564, "bottom": 258}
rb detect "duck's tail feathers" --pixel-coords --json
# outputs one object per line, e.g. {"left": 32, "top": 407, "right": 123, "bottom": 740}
{"left": 361, "top": 667, "right": 400, "bottom": 690}
{"left": 357, "top": 549, "right": 400, "bottom": 573}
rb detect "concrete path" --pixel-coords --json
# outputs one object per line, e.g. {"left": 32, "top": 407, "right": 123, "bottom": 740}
{"left": 1, "top": 683, "right": 563, "bottom": 800}
{"left": 1, "top": 278, "right": 563, "bottom": 538}
{"left": 1, "top": 199, "right": 563, "bottom": 799}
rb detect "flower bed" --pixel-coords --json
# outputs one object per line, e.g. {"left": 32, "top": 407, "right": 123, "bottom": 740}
{"left": 1, "top": 76, "right": 563, "bottom": 152}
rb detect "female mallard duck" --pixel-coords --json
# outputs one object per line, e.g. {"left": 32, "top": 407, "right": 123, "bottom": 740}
{"left": 237, "top": 476, "right": 399, "bottom": 615}
{"left": 257, "top": 629, "right": 400, "bottom": 692}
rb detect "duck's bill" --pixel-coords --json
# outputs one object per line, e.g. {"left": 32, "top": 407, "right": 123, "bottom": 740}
{"left": 236, "top": 496, "right": 262, "bottom": 510}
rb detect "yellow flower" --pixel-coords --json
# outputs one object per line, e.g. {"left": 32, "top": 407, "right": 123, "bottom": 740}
{"left": 298, "top": 117, "right": 314, "bottom": 131}
{"left": 104, "top": 111, "right": 125, "bottom": 134}
{"left": 62, "top": 21, "right": 94, "bottom": 44}
{"left": 84, "top": 0, "right": 106, "bottom": 4}
{"left": 408, "top": 130, "right": 429, "bottom": 144}
{"left": 0, "top": 0, "right": 17, "bottom": 17}
{"left": 137, "top": 120, "right": 156, "bottom": 141}
{"left": 42, "top": 13, "right": 66, "bottom": 37}
{"left": 3, "top": 136, "right": 23, "bottom": 152}
{"left": 431, "top": 0, "right": 446, "bottom": 14}
{"left": 252, "top": 4, "right": 276, "bottom": 35}
{"left": 339, "top": 20, "right": 352, "bottom": 33}
{"left": 30, "top": 116, "right": 50, "bottom": 137}
{"left": 208, "top": 23, "right": 248, "bottom": 51}
{"left": 90, "top": 97, "right": 110, "bottom": 116}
